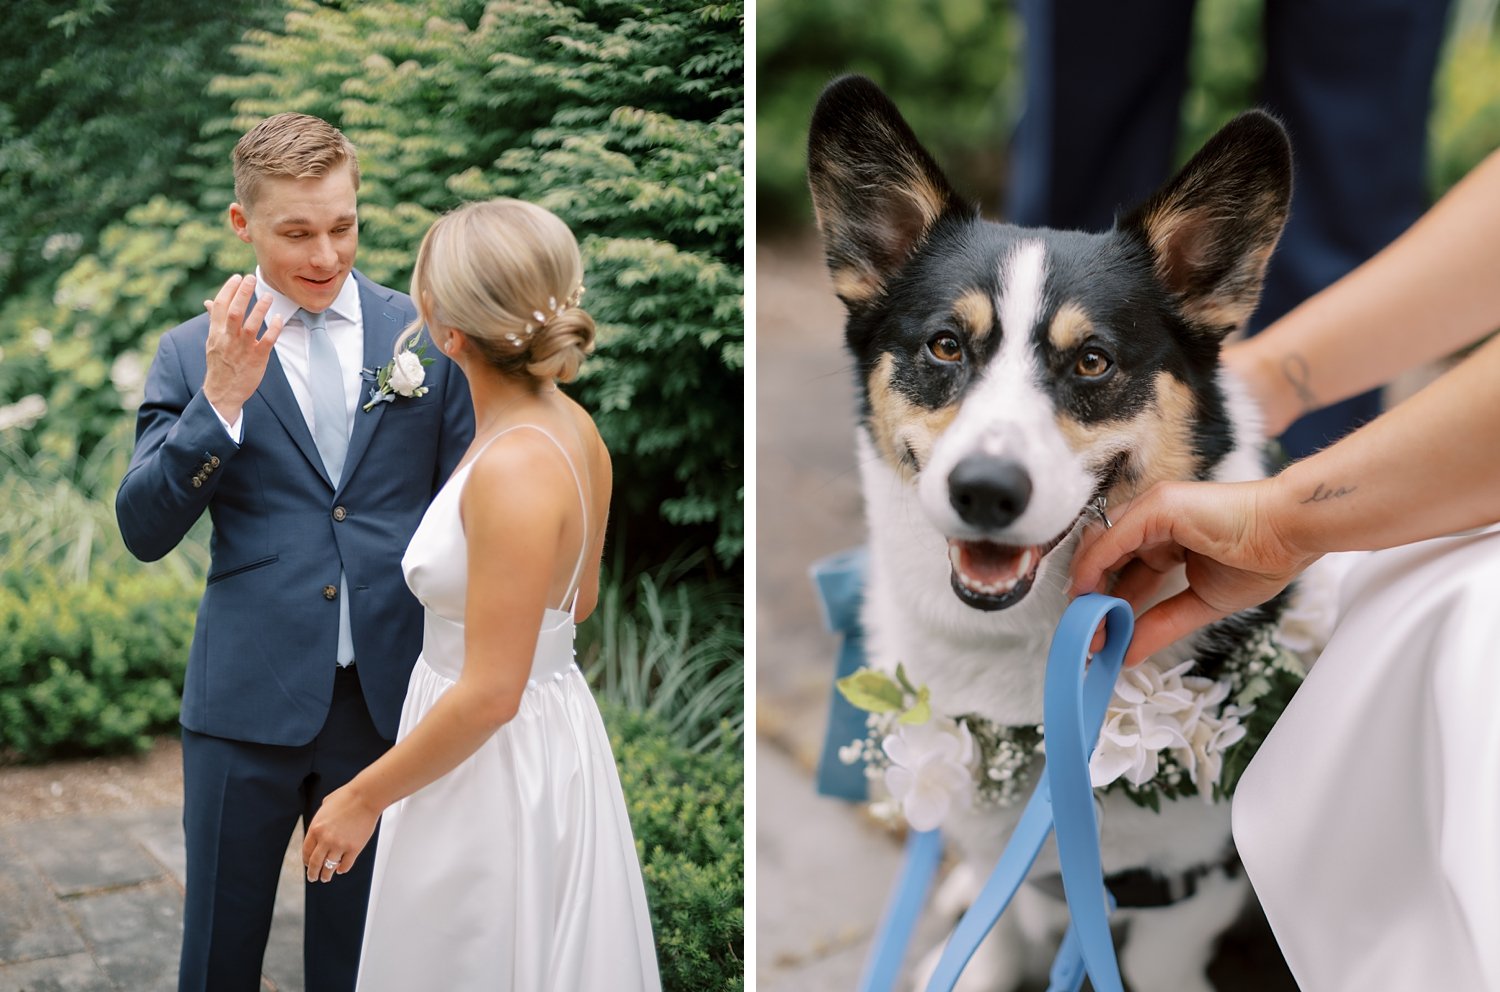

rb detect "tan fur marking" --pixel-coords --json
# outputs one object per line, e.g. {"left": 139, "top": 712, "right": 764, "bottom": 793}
{"left": 1048, "top": 302, "right": 1093, "bottom": 352}
{"left": 953, "top": 290, "right": 994, "bottom": 341}
{"left": 832, "top": 266, "right": 883, "bottom": 305}
{"left": 867, "top": 354, "right": 959, "bottom": 481}
{"left": 1054, "top": 373, "right": 1201, "bottom": 502}
{"left": 1178, "top": 242, "right": 1275, "bottom": 331}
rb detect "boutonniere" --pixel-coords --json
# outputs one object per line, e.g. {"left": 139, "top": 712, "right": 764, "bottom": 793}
{"left": 361, "top": 333, "right": 433, "bottom": 411}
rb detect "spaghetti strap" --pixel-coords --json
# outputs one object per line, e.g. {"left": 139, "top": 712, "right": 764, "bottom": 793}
{"left": 460, "top": 423, "right": 590, "bottom": 614}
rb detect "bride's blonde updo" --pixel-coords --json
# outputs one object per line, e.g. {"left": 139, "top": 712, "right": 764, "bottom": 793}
{"left": 400, "top": 198, "right": 594, "bottom": 383}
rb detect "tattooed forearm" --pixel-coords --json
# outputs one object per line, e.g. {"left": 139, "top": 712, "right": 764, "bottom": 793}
{"left": 1281, "top": 353, "right": 1319, "bottom": 413}
{"left": 1300, "top": 482, "right": 1357, "bottom": 504}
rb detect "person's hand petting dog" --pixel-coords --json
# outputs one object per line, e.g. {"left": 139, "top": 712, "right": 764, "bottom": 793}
{"left": 1071, "top": 479, "right": 1317, "bottom": 667}
{"left": 1070, "top": 147, "right": 1500, "bottom": 668}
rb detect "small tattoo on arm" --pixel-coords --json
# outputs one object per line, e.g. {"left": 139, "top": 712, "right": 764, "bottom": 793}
{"left": 1300, "top": 482, "right": 1357, "bottom": 504}
{"left": 1281, "top": 353, "right": 1318, "bottom": 413}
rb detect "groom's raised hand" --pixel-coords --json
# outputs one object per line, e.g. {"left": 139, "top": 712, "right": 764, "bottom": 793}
{"left": 202, "top": 273, "right": 285, "bottom": 425}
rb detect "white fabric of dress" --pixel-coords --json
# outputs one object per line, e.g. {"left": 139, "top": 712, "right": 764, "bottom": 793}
{"left": 1234, "top": 523, "right": 1500, "bottom": 992}
{"left": 355, "top": 425, "right": 660, "bottom": 992}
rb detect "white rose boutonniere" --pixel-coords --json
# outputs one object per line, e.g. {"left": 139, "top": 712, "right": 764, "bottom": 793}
{"left": 362, "top": 333, "right": 433, "bottom": 411}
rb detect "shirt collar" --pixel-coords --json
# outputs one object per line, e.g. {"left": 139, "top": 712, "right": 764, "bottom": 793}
{"left": 253, "top": 268, "right": 362, "bottom": 327}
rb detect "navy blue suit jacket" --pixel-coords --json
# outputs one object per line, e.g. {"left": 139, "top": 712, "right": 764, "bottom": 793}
{"left": 117, "top": 271, "right": 473, "bottom": 745}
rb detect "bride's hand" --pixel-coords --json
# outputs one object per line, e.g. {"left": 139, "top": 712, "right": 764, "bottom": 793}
{"left": 302, "top": 784, "right": 381, "bottom": 883}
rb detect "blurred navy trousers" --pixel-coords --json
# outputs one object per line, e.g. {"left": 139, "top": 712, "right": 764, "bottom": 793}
{"left": 1007, "top": 0, "right": 1453, "bottom": 459}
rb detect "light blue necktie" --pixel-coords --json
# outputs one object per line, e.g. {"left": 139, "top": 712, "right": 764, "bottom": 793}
{"left": 301, "top": 308, "right": 355, "bottom": 668}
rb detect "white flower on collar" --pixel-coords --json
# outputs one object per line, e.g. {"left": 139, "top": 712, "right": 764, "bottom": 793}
{"left": 1089, "top": 660, "right": 1248, "bottom": 801}
{"left": 882, "top": 717, "right": 977, "bottom": 832}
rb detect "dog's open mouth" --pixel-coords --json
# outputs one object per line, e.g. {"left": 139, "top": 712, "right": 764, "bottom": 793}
{"left": 947, "top": 528, "right": 1070, "bottom": 611}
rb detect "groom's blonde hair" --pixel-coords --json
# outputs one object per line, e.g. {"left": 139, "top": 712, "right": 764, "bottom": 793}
{"left": 402, "top": 199, "right": 594, "bottom": 384}
{"left": 232, "top": 113, "right": 360, "bottom": 210}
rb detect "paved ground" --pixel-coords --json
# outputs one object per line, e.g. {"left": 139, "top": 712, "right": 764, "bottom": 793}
{"left": 0, "top": 739, "right": 309, "bottom": 992}
{"left": 755, "top": 237, "right": 1299, "bottom": 991}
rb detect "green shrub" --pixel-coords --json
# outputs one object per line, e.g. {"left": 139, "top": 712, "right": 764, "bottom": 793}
{"left": 5, "top": 0, "right": 745, "bottom": 571}
{"left": 0, "top": 562, "right": 197, "bottom": 761}
{"left": 756, "top": 0, "right": 1019, "bottom": 230}
{"left": 581, "top": 564, "right": 742, "bottom": 755}
{"left": 607, "top": 702, "right": 744, "bottom": 992}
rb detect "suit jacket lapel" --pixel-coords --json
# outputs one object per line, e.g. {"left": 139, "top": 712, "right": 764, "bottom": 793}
{"left": 339, "top": 277, "right": 403, "bottom": 495}
{"left": 252, "top": 309, "right": 335, "bottom": 489}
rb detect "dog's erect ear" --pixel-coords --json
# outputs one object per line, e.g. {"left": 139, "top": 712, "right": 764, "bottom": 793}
{"left": 807, "top": 75, "right": 970, "bottom": 310}
{"left": 1119, "top": 110, "right": 1292, "bottom": 338}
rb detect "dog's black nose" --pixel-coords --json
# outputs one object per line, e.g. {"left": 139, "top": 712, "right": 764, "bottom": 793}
{"left": 948, "top": 456, "right": 1032, "bottom": 529}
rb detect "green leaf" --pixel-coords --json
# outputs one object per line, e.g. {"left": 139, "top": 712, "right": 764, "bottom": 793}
{"left": 894, "top": 661, "right": 917, "bottom": 696}
{"left": 836, "top": 669, "right": 904, "bottom": 713}
{"left": 898, "top": 686, "right": 931, "bottom": 725}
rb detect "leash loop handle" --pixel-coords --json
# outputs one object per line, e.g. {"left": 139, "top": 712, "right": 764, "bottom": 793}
{"left": 918, "top": 594, "right": 1133, "bottom": 992}
{"left": 1043, "top": 594, "right": 1133, "bottom": 992}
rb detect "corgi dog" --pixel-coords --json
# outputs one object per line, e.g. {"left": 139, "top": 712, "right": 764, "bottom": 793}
{"left": 807, "top": 75, "right": 1297, "bottom": 991}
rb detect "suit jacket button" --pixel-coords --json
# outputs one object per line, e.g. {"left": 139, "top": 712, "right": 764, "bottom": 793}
{"left": 323, "top": 585, "right": 338, "bottom": 600}
{"left": 192, "top": 477, "right": 203, "bottom": 488}
{"left": 332, "top": 506, "right": 348, "bottom": 522}
{"left": 209, "top": 456, "right": 221, "bottom": 468}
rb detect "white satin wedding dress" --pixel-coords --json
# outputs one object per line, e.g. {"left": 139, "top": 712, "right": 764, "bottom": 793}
{"left": 355, "top": 424, "right": 660, "bottom": 991}
{"left": 1234, "top": 523, "right": 1500, "bottom": 992}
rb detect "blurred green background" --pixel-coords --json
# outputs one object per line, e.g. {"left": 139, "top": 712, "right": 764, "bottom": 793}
{"left": 0, "top": 2, "right": 742, "bottom": 987}
{"left": 757, "top": 0, "right": 1500, "bottom": 235}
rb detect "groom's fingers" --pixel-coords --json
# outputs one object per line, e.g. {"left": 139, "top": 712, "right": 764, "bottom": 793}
{"left": 208, "top": 274, "right": 243, "bottom": 328}
{"left": 225, "top": 273, "right": 257, "bottom": 331}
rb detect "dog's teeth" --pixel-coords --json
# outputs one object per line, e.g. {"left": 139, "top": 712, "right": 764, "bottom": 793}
{"left": 1018, "top": 548, "right": 1034, "bottom": 576}
{"left": 949, "top": 544, "right": 964, "bottom": 571}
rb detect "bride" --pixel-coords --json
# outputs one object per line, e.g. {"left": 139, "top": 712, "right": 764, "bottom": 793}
{"left": 302, "top": 198, "right": 661, "bottom": 990}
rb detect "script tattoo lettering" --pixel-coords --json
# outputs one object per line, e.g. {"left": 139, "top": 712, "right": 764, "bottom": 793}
{"left": 1300, "top": 482, "right": 1357, "bottom": 504}
{"left": 1281, "top": 353, "right": 1318, "bottom": 413}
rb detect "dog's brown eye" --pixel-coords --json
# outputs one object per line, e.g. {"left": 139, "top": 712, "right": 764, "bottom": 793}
{"left": 928, "top": 333, "right": 963, "bottom": 364}
{"left": 1075, "top": 348, "right": 1112, "bottom": 378}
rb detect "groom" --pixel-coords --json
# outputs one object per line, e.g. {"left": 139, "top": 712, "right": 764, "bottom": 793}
{"left": 117, "top": 113, "right": 473, "bottom": 991}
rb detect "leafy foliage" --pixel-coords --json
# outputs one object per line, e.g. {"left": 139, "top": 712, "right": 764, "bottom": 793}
{"left": 0, "top": 561, "right": 197, "bottom": 761}
{"left": 0, "top": 0, "right": 280, "bottom": 302}
{"left": 608, "top": 702, "right": 744, "bottom": 992}
{"left": 3, "top": 0, "right": 743, "bottom": 569}
{"left": 1430, "top": 23, "right": 1500, "bottom": 196}
{"left": 756, "top": 0, "right": 1019, "bottom": 228}
{"left": 580, "top": 563, "right": 742, "bottom": 754}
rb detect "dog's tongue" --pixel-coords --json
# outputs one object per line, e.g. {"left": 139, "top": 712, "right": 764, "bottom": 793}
{"left": 948, "top": 539, "right": 1037, "bottom": 595}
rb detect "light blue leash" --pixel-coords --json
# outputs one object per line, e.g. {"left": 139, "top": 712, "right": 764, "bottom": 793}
{"left": 916, "top": 593, "right": 1131, "bottom": 992}
{"left": 814, "top": 566, "right": 1133, "bottom": 992}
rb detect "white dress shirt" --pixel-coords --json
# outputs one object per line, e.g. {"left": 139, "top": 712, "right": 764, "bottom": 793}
{"left": 212, "top": 270, "right": 364, "bottom": 446}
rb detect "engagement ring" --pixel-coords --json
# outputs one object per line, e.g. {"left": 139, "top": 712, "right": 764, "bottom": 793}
{"left": 323, "top": 858, "right": 340, "bottom": 870}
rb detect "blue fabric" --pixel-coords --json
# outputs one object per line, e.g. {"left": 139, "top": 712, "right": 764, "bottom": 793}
{"left": 1007, "top": 0, "right": 1452, "bottom": 459}
{"left": 302, "top": 307, "right": 356, "bottom": 667}
{"left": 179, "top": 666, "right": 387, "bottom": 992}
{"left": 811, "top": 547, "right": 874, "bottom": 801}
{"left": 117, "top": 271, "right": 474, "bottom": 745}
